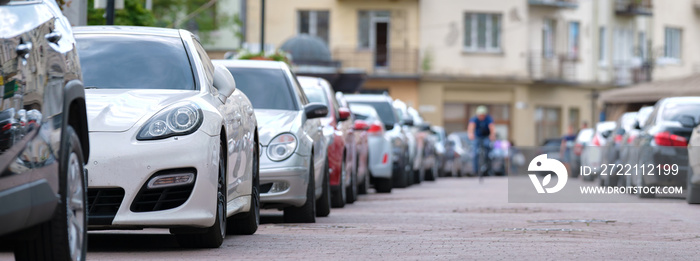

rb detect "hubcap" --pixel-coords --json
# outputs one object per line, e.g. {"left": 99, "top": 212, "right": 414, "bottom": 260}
{"left": 67, "top": 152, "right": 84, "bottom": 261}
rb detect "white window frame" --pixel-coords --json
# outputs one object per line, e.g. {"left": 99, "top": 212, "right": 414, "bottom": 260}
{"left": 463, "top": 12, "right": 502, "bottom": 53}
{"left": 598, "top": 26, "right": 608, "bottom": 67}
{"left": 659, "top": 27, "right": 682, "bottom": 65}
{"left": 298, "top": 10, "right": 329, "bottom": 43}
{"left": 542, "top": 19, "right": 556, "bottom": 58}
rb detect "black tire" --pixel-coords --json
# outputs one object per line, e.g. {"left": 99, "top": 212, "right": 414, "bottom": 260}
{"left": 393, "top": 153, "right": 409, "bottom": 188}
{"left": 358, "top": 154, "right": 369, "bottom": 194}
{"left": 14, "top": 126, "right": 87, "bottom": 261}
{"left": 331, "top": 156, "right": 347, "bottom": 208}
{"left": 346, "top": 157, "right": 358, "bottom": 204}
{"left": 227, "top": 139, "right": 260, "bottom": 235}
{"left": 176, "top": 140, "right": 227, "bottom": 248}
{"left": 374, "top": 177, "right": 392, "bottom": 193}
{"left": 425, "top": 159, "right": 437, "bottom": 181}
{"left": 315, "top": 158, "right": 331, "bottom": 217}
{"left": 283, "top": 158, "right": 316, "bottom": 223}
{"left": 687, "top": 167, "right": 700, "bottom": 204}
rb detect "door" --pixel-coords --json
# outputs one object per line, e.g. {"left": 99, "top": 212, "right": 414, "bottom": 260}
{"left": 373, "top": 20, "right": 389, "bottom": 69}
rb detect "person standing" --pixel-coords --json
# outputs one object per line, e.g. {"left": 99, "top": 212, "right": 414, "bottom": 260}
{"left": 467, "top": 106, "right": 495, "bottom": 176}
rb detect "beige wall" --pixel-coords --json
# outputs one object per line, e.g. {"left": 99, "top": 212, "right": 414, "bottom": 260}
{"left": 651, "top": 0, "right": 700, "bottom": 80}
{"left": 419, "top": 0, "right": 529, "bottom": 78}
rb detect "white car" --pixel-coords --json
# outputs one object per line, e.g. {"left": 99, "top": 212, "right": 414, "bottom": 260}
{"left": 216, "top": 60, "right": 331, "bottom": 223}
{"left": 347, "top": 103, "right": 394, "bottom": 193}
{"left": 75, "top": 26, "right": 260, "bottom": 248}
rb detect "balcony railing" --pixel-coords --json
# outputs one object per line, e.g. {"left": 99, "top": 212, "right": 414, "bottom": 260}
{"left": 615, "top": 0, "right": 653, "bottom": 16}
{"left": 613, "top": 62, "right": 652, "bottom": 86}
{"left": 332, "top": 47, "right": 419, "bottom": 76}
{"left": 528, "top": 0, "right": 578, "bottom": 9}
{"left": 528, "top": 52, "right": 578, "bottom": 83}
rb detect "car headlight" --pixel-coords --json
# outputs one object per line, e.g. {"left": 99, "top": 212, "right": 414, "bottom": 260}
{"left": 136, "top": 103, "right": 203, "bottom": 141}
{"left": 267, "top": 133, "right": 297, "bottom": 161}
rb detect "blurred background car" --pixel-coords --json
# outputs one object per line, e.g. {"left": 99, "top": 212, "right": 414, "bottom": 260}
{"left": 431, "top": 126, "right": 447, "bottom": 178}
{"left": 618, "top": 106, "right": 654, "bottom": 186}
{"left": 298, "top": 76, "right": 355, "bottom": 208}
{"left": 219, "top": 60, "right": 330, "bottom": 223}
{"left": 0, "top": 0, "right": 90, "bottom": 259}
{"left": 571, "top": 127, "right": 594, "bottom": 177}
{"left": 600, "top": 111, "right": 638, "bottom": 186}
{"left": 346, "top": 94, "right": 411, "bottom": 189}
{"left": 444, "top": 132, "right": 473, "bottom": 177}
{"left": 635, "top": 97, "right": 700, "bottom": 198}
{"left": 581, "top": 121, "right": 616, "bottom": 181}
{"left": 686, "top": 120, "right": 700, "bottom": 204}
{"left": 392, "top": 99, "right": 418, "bottom": 185}
{"left": 337, "top": 92, "right": 370, "bottom": 196}
{"left": 349, "top": 104, "right": 393, "bottom": 193}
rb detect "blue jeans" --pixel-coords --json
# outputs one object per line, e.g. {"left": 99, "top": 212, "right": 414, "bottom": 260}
{"left": 472, "top": 137, "right": 491, "bottom": 175}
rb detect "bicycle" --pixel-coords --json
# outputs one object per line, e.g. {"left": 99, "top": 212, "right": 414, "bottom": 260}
{"left": 475, "top": 139, "right": 493, "bottom": 182}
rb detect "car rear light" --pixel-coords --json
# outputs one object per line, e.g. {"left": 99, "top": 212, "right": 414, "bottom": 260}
{"left": 382, "top": 153, "right": 388, "bottom": 164}
{"left": 614, "top": 134, "right": 623, "bottom": 144}
{"left": 353, "top": 120, "right": 369, "bottom": 131}
{"left": 574, "top": 143, "right": 583, "bottom": 156}
{"left": 368, "top": 121, "right": 384, "bottom": 134}
{"left": 591, "top": 135, "right": 600, "bottom": 146}
{"left": 627, "top": 134, "right": 637, "bottom": 144}
{"left": 654, "top": 131, "right": 687, "bottom": 147}
{"left": 1, "top": 123, "right": 11, "bottom": 132}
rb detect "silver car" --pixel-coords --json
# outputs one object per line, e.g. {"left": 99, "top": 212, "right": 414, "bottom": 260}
{"left": 348, "top": 104, "right": 393, "bottom": 193}
{"left": 393, "top": 100, "right": 419, "bottom": 184}
{"left": 215, "top": 60, "right": 331, "bottom": 223}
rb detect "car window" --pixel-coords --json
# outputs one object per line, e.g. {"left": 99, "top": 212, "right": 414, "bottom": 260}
{"left": 76, "top": 34, "right": 196, "bottom": 90}
{"left": 661, "top": 102, "right": 700, "bottom": 122}
{"left": 289, "top": 71, "right": 309, "bottom": 106}
{"left": 348, "top": 101, "right": 397, "bottom": 126}
{"left": 192, "top": 37, "right": 214, "bottom": 85}
{"left": 302, "top": 86, "right": 328, "bottom": 106}
{"left": 226, "top": 67, "right": 297, "bottom": 110}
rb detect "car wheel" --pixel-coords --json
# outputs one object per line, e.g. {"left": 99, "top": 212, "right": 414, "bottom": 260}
{"left": 687, "top": 167, "right": 700, "bottom": 204}
{"left": 176, "top": 140, "right": 227, "bottom": 248}
{"left": 283, "top": 157, "right": 316, "bottom": 223}
{"left": 315, "top": 157, "right": 331, "bottom": 217}
{"left": 331, "top": 157, "right": 347, "bottom": 208}
{"left": 374, "top": 177, "right": 392, "bottom": 193}
{"left": 393, "top": 153, "right": 409, "bottom": 188}
{"left": 15, "top": 126, "right": 87, "bottom": 261}
{"left": 358, "top": 154, "right": 369, "bottom": 195}
{"left": 227, "top": 139, "right": 260, "bottom": 235}
{"left": 426, "top": 159, "right": 438, "bottom": 181}
{"left": 345, "top": 157, "right": 358, "bottom": 204}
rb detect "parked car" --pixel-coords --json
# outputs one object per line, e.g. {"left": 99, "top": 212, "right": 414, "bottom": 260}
{"left": 600, "top": 111, "right": 638, "bottom": 186}
{"left": 571, "top": 128, "right": 594, "bottom": 177}
{"left": 346, "top": 94, "right": 410, "bottom": 189}
{"left": 445, "top": 132, "right": 472, "bottom": 177}
{"left": 686, "top": 119, "right": 700, "bottom": 204}
{"left": 337, "top": 92, "right": 370, "bottom": 196}
{"left": 298, "top": 76, "right": 356, "bottom": 207}
{"left": 617, "top": 106, "right": 655, "bottom": 186}
{"left": 406, "top": 107, "right": 438, "bottom": 181}
{"left": 76, "top": 27, "right": 260, "bottom": 247}
{"left": 0, "top": 1, "right": 90, "bottom": 260}
{"left": 635, "top": 97, "right": 700, "bottom": 198}
{"left": 393, "top": 100, "right": 419, "bottom": 184}
{"left": 217, "top": 59, "right": 330, "bottom": 222}
{"left": 348, "top": 104, "right": 393, "bottom": 193}
{"left": 581, "top": 121, "right": 616, "bottom": 181}
{"left": 431, "top": 126, "right": 447, "bottom": 178}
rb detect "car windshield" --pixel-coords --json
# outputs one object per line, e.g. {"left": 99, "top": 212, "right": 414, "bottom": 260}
{"left": 76, "top": 34, "right": 195, "bottom": 90}
{"left": 348, "top": 101, "right": 397, "bottom": 126}
{"left": 227, "top": 68, "right": 297, "bottom": 110}
{"left": 662, "top": 102, "right": 700, "bottom": 122}
{"left": 302, "top": 86, "right": 329, "bottom": 106}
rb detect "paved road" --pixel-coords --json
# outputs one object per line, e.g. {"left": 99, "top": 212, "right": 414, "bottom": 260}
{"left": 2, "top": 177, "right": 700, "bottom": 260}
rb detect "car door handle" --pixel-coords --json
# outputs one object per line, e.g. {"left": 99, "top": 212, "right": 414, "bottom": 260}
{"left": 45, "top": 31, "right": 62, "bottom": 44}
{"left": 16, "top": 42, "right": 32, "bottom": 57}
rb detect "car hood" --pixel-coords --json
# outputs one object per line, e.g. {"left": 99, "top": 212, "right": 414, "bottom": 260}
{"left": 255, "top": 109, "right": 301, "bottom": 145}
{"left": 86, "top": 89, "right": 199, "bottom": 132}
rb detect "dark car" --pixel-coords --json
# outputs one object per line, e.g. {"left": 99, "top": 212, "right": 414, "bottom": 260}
{"left": 0, "top": 0, "right": 90, "bottom": 260}
{"left": 635, "top": 97, "right": 700, "bottom": 198}
{"left": 600, "top": 111, "right": 638, "bottom": 186}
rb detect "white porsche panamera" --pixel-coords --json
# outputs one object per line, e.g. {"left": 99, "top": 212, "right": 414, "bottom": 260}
{"left": 74, "top": 26, "right": 260, "bottom": 248}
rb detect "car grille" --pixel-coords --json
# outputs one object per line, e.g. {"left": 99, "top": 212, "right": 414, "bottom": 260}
{"left": 130, "top": 169, "right": 196, "bottom": 212}
{"left": 87, "top": 188, "right": 125, "bottom": 225}
{"left": 260, "top": 183, "right": 273, "bottom": 194}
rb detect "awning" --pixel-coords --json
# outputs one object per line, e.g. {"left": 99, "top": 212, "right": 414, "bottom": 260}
{"left": 599, "top": 74, "right": 700, "bottom": 104}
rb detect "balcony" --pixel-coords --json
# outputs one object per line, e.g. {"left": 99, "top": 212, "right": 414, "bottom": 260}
{"left": 332, "top": 47, "right": 419, "bottom": 77}
{"left": 528, "top": 0, "right": 578, "bottom": 9}
{"left": 612, "top": 62, "right": 652, "bottom": 86}
{"left": 615, "top": 0, "right": 653, "bottom": 16}
{"left": 528, "top": 52, "right": 578, "bottom": 84}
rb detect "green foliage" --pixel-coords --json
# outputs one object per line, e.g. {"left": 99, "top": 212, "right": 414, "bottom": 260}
{"left": 151, "top": 0, "right": 242, "bottom": 45}
{"left": 87, "top": 0, "right": 156, "bottom": 26}
{"left": 235, "top": 50, "right": 290, "bottom": 65}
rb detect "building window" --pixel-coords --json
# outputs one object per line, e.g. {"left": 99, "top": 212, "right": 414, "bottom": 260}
{"left": 358, "top": 10, "right": 390, "bottom": 49}
{"left": 535, "top": 107, "right": 561, "bottom": 146}
{"left": 567, "top": 22, "right": 580, "bottom": 60}
{"left": 542, "top": 19, "right": 556, "bottom": 58}
{"left": 598, "top": 27, "right": 607, "bottom": 65}
{"left": 568, "top": 107, "right": 580, "bottom": 131}
{"left": 463, "top": 12, "right": 502, "bottom": 52}
{"left": 637, "top": 31, "right": 647, "bottom": 60}
{"left": 298, "top": 10, "right": 330, "bottom": 44}
{"left": 664, "top": 27, "right": 682, "bottom": 61}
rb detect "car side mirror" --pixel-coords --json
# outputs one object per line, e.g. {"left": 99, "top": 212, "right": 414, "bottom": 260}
{"left": 213, "top": 64, "right": 236, "bottom": 103}
{"left": 403, "top": 118, "right": 414, "bottom": 126}
{"left": 633, "top": 121, "right": 641, "bottom": 130}
{"left": 679, "top": 115, "right": 696, "bottom": 128}
{"left": 418, "top": 123, "right": 431, "bottom": 131}
{"left": 353, "top": 120, "right": 370, "bottom": 131}
{"left": 304, "top": 103, "right": 328, "bottom": 119}
{"left": 338, "top": 108, "right": 351, "bottom": 122}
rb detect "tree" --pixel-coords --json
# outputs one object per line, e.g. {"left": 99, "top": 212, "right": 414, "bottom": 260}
{"left": 87, "top": 0, "right": 156, "bottom": 26}
{"left": 152, "top": 0, "right": 241, "bottom": 45}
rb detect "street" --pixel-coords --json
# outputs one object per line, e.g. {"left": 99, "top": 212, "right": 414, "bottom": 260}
{"left": 4, "top": 177, "right": 697, "bottom": 260}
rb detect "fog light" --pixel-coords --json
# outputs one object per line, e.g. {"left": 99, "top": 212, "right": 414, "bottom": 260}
{"left": 269, "top": 181, "right": 290, "bottom": 193}
{"left": 147, "top": 173, "right": 195, "bottom": 189}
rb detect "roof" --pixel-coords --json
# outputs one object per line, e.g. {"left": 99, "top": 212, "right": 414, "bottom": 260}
{"left": 212, "top": 59, "right": 289, "bottom": 70}
{"left": 599, "top": 74, "right": 700, "bottom": 104}
{"left": 73, "top": 26, "right": 182, "bottom": 37}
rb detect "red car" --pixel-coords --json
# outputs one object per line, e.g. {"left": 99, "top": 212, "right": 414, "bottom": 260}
{"left": 298, "top": 76, "right": 355, "bottom": 208}
{"left": 337, "top": 92, "right": 370, "bottom": 197}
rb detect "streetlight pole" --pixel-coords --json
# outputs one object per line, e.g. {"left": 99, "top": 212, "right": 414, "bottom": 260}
{"left": 106, "top": 0, "right": 115, "bottom": 25}
{"left": 260, "top": 0, "right": 265, "bottom": 54}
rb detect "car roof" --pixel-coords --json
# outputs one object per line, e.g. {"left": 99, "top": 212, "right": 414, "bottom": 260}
{"left": 212, "top": 59, "right": 289, "bottom": 70}
{"left": 344, "top": 94, "right": 393, "bottom": 102}
{"left": 73, "top": 26, "right": 182, "bottom": 38}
